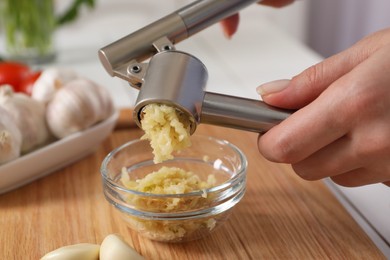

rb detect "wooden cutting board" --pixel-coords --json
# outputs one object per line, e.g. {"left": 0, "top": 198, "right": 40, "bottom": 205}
{"left": 0, "top": 110, "right": 385, "bottom": 259}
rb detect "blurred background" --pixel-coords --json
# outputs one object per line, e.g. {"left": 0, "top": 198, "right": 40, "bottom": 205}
{"left": 1, "top": 0, "right": 390, "bottom": 106}
{"left": 306, "top": 0, "right": 390, "bottom": 57}
{"left": 2, "top": 0, "right": 390, "bottom": 59}
{"left": 214, "top": 0, "right": 390, "bottom": 57}
{"left": 1, "top": 0, "right": 390, "bottom": 104}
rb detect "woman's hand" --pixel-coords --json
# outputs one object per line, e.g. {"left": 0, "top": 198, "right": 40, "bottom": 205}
{"left": 220, "top": 0, "right": 295, "bottom": 38}
{"left": 257, "top": 28, "right": 390, "bottom": 187}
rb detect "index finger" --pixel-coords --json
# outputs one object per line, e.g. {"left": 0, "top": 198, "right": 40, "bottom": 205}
{"left": 258, "top": 84, "right": 349, "bottom": 163}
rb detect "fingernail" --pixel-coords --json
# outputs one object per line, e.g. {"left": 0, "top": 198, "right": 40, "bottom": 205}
{"left": 220, "top": 24, "right": 232, "bottom": 39}
{"left": 256, "top": 79, "right": 290, "bottom": 96}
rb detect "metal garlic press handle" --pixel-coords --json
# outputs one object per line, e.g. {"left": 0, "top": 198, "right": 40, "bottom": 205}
{"left": 201, "top": 92, "right": 291, "bottom": 133}
{"left": 99, "top": 0, "right": 260, "bottom": 80}
{"left": 177, "top": 0, "right": 260, "bottom": 36}
{"left": 133, "top": 51, "right": 292, "bottom": 134}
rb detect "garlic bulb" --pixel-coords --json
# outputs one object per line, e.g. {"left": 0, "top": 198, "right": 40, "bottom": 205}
{"left": 93, "top": 81, "right": 115, "bottom": 121}
{"left": 31, "top": 67, "right": 78, "bottom": 105}
{"left": 0, "top": 85, "right": 50, "bottom": 153}
{"left": 46, "top": 78, "right": 114, "bottom": 139}
{"left": 0, "top": 106, "right": 22, "bottom": 164}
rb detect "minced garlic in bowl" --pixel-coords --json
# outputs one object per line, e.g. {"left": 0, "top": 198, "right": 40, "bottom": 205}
{"left": 120, "top": 166, "right": 217, "bottom": 241}
{"left": 101, "top": 136, "right": 247, "bottom": 242}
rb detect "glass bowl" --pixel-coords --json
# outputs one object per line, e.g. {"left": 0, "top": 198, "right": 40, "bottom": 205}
{"left": 100, "top": 135, "right": 247, "bottom": 243}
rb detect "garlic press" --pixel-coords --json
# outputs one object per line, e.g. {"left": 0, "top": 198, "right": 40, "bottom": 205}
{"left": 98, "top": 0, "right": 292, "bottom": 134}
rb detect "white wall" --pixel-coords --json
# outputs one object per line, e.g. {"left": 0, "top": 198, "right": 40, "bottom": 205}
{"left": 307, "top": 0, "right": 390, "bottom": 57}
{"left": 212, "top": 0, "right": 390, "bottom": 59}
{"left": 253, "top": 0, "right": 309, "bottom": 42}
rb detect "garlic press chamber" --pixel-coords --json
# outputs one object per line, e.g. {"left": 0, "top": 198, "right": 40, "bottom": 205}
{"left": 98, "top": 0, "right": 292, "bottom": 134}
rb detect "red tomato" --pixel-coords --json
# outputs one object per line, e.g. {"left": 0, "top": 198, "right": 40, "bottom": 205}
{"left": 0, "top": 61, "right": 32, "bottom": 90}
{"left": 18, "top": 71, "right": 42, "bottom": 95}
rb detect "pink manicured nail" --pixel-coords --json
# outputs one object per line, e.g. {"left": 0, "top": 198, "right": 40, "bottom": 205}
{"left": 220, "top": 23, "right": 233, "bottom": 39}
{"left": 256, "top": 79, "right": 290, "bottom": 96}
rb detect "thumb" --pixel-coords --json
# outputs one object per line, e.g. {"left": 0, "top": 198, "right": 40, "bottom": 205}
{"left": 256, "top": 48, "right": 365, "bottom": 109}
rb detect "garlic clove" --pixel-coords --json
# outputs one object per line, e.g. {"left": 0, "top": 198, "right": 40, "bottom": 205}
{"left": 31, "top": 67, "right": 78, "bottom": 105}
{"left": 0, "top": 85, "right": 50, "bottom": 153}
{"left": 40, "top": 243, "right": 100, "bottom": 260}
{"left": 100, "top": 234, "right": 144, "bottom": 260}
{"left": 0, "top": 106, "right": 22, "bottom": 164}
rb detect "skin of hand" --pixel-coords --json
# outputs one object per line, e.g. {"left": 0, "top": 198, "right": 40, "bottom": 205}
{"left": 257, "top": 28, "right": 390, "bottom": 187}
{"left": 220, "top": 0, "right": 295, "bottom": 37}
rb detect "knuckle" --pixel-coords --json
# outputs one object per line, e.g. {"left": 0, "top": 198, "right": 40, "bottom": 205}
{"left": 355, "top": 131, "right": 390, "bottom": 158}
{"left": 294, "top": 62, "right": 325, "bottom": 90}
{"left": 342, "top": 77, "right": 384, "bottom": 122}
{"left": 350, "top": 88, "right": 375, "bottom": 111}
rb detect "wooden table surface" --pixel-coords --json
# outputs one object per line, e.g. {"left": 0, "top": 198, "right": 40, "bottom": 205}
{"left": 0, "top": 110, "right": 385, "bottom": 259}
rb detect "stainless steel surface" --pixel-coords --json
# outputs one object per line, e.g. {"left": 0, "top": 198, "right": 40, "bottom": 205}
{"left": 133, "top": 51, "right": 207, "bottom": 134}
{"left": 201, "top": 92, "right": 292, "bottom": 133}
{"left": 98, "top": 13, "right": 187, "bottom": 80}
{"left": 178, "top": 0, "right": 259, "bottom": 37}
{"left": 133, "top": 51, "right": 292, "bottom": 134}
{"left": 124, "top": 37, "right": 177, "bottom": 89}
{"left": 98, "top": 0, "right": 259, "bottom": 81}
{"left": 100, "top": 0, "right": 292, "bottom": 134}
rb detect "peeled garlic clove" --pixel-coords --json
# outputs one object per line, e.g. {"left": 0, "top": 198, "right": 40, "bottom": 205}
{"left": 0, "top": 106, "right": 22, "bottom": 164}
{"left": 0, "top": 85, "right": 50, "bottom": 153}
{"left": 31, "top": 67, "right": 78, "bottom": 105}
{"left": 46, "top": 78, "right": 113, "bottom": 139}
{"left": 40, "top": 243, "right": 100, "bottom": 260}
{"left": 100, "top": 234, "right": 144, "bottom": 260}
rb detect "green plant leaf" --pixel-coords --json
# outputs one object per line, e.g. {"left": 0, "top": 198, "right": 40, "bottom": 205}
{"left": 56, "top": 0, "right": 96, "bottom": 26}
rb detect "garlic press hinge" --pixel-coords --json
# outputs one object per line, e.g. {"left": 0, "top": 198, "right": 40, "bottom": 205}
{"left": 125, "top": 37, "right": 176, "bottom": 89}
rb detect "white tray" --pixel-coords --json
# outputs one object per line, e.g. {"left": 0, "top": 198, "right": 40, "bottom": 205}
{"left": 0, "top": 111, "right": 119, "bottom": 195}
